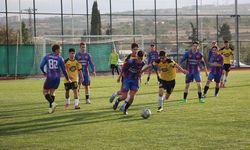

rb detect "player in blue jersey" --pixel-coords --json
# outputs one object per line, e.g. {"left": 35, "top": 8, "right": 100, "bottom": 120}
{"left": 145, "top": 44, "right": 159, "bottom": 85}
{"left": 75, "top": 42, "right": 96, "bottom": 104}
{"left": 113, "top": 45, "right": 145, "bottom": 115}
{"left": 40, "top": 44, "right": 71, "bottom": 114}
{"left": 203, "top": 46, "right": 224, "bottom": 98}
{"left": 207, "top": 41, "right": 219, "bottom": 63}
{"left": 180, "top": 41, "right": 208, "bottom": 103}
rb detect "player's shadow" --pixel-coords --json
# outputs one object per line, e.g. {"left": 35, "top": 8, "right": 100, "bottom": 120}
{"left": 0, "top": 108, "right": 140, "bottom": 136}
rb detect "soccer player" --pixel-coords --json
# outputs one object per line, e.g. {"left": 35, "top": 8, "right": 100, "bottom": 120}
{"left": 40, "top": 44, "right": 71, "bottom": 114}
{"left": 219, "top": 40, "right": 234, "bottom": 88}
{"left": 203, "top": 46, "right": 224, "bottom": 97}
{"left": 109, "top": 48, "right": 120, "bottom": 77}
{"left": 109, "top": 43, "right": 138, "bottom": 103}
{"left": 75, "top": 42, "right": 96, "bottom": 104}
{"left": 207, "top": 41, "right": 219, "bottom": 63}
{"left": 180, "top": 41, "right": 208, "bottom": 103}
{"left": 145, "top": 44, "right": 159, "bottom": 85}
{"left": 113, "top": 45, "right": 145, "bottom": 115}
{"left": 64, "top": 48, "right": 83, "bottom": 109}
{"left": 142, "top": 50, "right": 187, "bottom": 112}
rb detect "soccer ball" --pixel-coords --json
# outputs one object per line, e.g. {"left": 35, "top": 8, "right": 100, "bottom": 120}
{"left": 141, "top": 108, "right": 152, "bottom": 119}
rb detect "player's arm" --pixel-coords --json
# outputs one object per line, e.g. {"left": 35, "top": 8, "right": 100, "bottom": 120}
{"left": 147, "top": 52, "right": 152, "bottom": 65}
{"left": 77, "top": 62, "right": 84, "bottom": 83}
{"left": 231, "top": 50, "right": 235, "bottom": 65}
{"left": 88, "top": 54, "right": 96, "bottom": 76}
{"left": 59, "top": 58, "right": 70, "bottom": 82}
{"left": 176, "top": 63, "right": 188, "bottom": 74}
{"left": 40, "top": 56, "right": 47, "bottom": 76}
{"left": 180, "top": 52, "right": 188, "bottom": 65}
{"left": 140, "top": 64, "right": 152, "bottom": 73}
{"left": 201, "top": 57, "right": 208, "bottom": 76}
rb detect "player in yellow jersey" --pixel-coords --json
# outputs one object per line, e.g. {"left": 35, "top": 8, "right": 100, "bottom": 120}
{"left": 64, "top": 48, "right": 83, "bottom": 109}
{"left": 219, "top": 41, "right": 234, "bottom": 87}
{"left": 142, "top": 51, "right": 187, "bottom": 112}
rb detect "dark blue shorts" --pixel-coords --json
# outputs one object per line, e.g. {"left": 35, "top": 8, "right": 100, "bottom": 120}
{"left": 186, "top": 73, "right": 201, "bottom": 83}
{"left": 122, "top": 78, "right": 139, "bottom": 92}
{"left": 208, "top": 72, "right": 222, "bottom": 83}
{"left": 43, "top": 77, "right": 60, "bottom": 89}
{"left": 79, "top": 72, "right": 90, "bottom": 86}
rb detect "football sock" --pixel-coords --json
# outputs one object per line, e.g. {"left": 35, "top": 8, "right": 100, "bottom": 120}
{"left": 124, "top": 102, "right": 131, "bottom": 111}
{"left": 224, "top": 76, "right": 228, "bottom": 85}
{"left": 51, "top": 95, "right": 55, "bottom": 103}
{"left": 204, "top": 86, "right": 209, "bottom": 95}
{"left": 74, "top": 99, "right": 79, "bottom": 106}
{"left": 45, "top": 94, "right": 53, "bottom": 108}
{"left": 158, "top": 96, "right": 164, "bottom": 107}
{"left": 86, "top": 94, "right": 89, "bottom": 100}
{"left": 198, "top": 92, "right": 202, "bottom": 99}
{"left": 147, "top": 76, "right": 150, "bottom": 82}
{"left": 66, "top": 98, "right": 70, "bottom": 104}
{"left": 184, "top": 92, "right": 188, "bottom": 99}
{"left": 215, "top": 88, "right": 219, "bottom": 95}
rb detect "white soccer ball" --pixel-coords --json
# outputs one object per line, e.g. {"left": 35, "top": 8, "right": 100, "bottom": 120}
{"left": 141, "top": 108, "right": 152, "bottom": 119}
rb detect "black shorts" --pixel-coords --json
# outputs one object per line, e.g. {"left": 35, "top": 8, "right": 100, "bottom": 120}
{"left": 110, "top": 64, "right": 118, "bottom": 69}
{"left": 223, "top": 64, "right": 231, "bottom": 72}
{"left": 159, "top": 79, "right": 176, "bottom": 94}
{"left": 64, "top": 82, "right": 78, "bottom": 90}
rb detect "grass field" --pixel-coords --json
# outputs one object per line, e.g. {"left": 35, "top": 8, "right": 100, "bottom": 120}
{"left": 0, "top": 70, "right": 250, "bottom": 149}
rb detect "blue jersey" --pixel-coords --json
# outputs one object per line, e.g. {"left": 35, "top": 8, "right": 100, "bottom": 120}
{"left": 180, "top": 50, "right": 205, "bottom": 74}
{"left": 40, "top": 52, "right": 69, "bottom": 80}
{"left": 75, "top": 51, "right": 95, "bottom": 74}
{"left": 122, "top": 59, "right": 145, "bottom": 80}
{"left": 148, "top": 50, "right": 159, "bottom": 64}
{"left": 210, "top": 54, "right": 224, "bottom": 75}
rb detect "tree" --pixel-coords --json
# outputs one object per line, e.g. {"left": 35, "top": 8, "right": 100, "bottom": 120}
{"left": 90, "top": 1, "right": 101, "bottom": 35}
{"left": 219, "top": 23, "right": 232, "bottom": 41}
{"left": 21, "top": 21, "right": 30, "bottom": 44}
{"left": 188, "top": 22, "right": 198, "bottom": 43}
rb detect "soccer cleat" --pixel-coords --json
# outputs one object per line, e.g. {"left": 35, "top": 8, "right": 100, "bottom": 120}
{"left": 215, "top": 94, "right": 219, "bottom": 97}
{"left": 157, "top": 106, "right": 163, "bottom": 112}
{"left": 123, "top": 109, "right": 128, "bottom": 115}
{"left": 48, "top": 108, "right": 53, "bottom": 114}
{"left": 86, "top": 99, "right": 91, "bottom": 104}
{"left": 49, "top": 103, "right": 57, "bottom": 113}
{"left": 144, "top": 81, "right": 149, "bottom": 85}
{"left": 109, "top": 92, "right": 117, "bottom": 103}
{"left": 113, "top": 100, "right": 120, "bottom": 110}
{"left": 65, "top": 104, "right": 70, "bottom": 109}
{"left": 74, "top": 105, "right": 81, "bottom": 109}
{"left": 199, "top": 98, "right": 205, "bottom": 103}
{"left": 202, "top": 94, "right": 206, "bottom": 98}
{"left": 180, "top": 99, "right": 187, "bottom": 103}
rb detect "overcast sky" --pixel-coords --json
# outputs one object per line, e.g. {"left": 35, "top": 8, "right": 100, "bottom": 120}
{"left": 1, "top": 0, "right": 250, "bottom": 14}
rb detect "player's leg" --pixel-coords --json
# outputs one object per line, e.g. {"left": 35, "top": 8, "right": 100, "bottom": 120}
{"left": 43, "top": 78, "right": 53, "bottom": 108}
{"left": 214, "top": 74, "right": 221, "bottom": 96}
{"left": 64, "top": 83, "right": 70, "bottom": 109}
{"left": 224, "top": 65, "right": 230, "bottom": 87}
{"left": 123, "top": 90, "right": 137, "bottom": 115}
{"left": 83, "top": 73, "right": 91, "bottom": 104}
{"left": 181, "top": 74, "right": 192, "bottom": 103}
{"left": 120, "top": 93, "right": 130, "bottom": 111}
{"left": 111, "top": 64, "right": 115, "bottom": 77}
{"left": 157, "top": 87, "right": 164, "bottom": 112}
{"left": 220, "top": 66, "right": 226, "bottom": 88}
{"left": 203, "top": 73, "right": 213, "bottom": 98}
{"left": 194, "top": 73, "right": 204, "bottom": 103}
{"left": 115, "top": 65, "right": 120, "bottom": 75}
{"left": 145, "top": 67, "right": 152, "bottom": 84}
{"left": 72, "top": 82, "right": 80, "bottom": 109}
{"left": 49, "top": 88, "right": 58, "bottom": 113}
{"left": 113, "top": 90, "right": 128, "bottom": 110}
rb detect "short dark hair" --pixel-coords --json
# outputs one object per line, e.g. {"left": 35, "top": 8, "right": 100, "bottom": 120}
{"left": 212, "top": 46, "right": 218, "bottom": 49}
{"left": 192, "top": 41, "right": 199, "bottom": 45}
{"left": 224, "top": 40, "right": 229, "bottom": 43}
{"left": 159, "top": 51, "right": 166, "bottom": 57}
{"left": 52, "top": 44, "right": 60, "bottom": 52}
{"left": 150, "top": 44, "right": 155, "bottom": 47}
{"left": 80, "top": 42, "right": 85, "bottom": 46}
{"left": 137, "top": 50, "right": 144, "bottom": 58}
{"left": 68, "top": 48, "right": 76, "bottom": 53}
{"left": 131, "top": 43, "right": 139, "bottom": 49}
